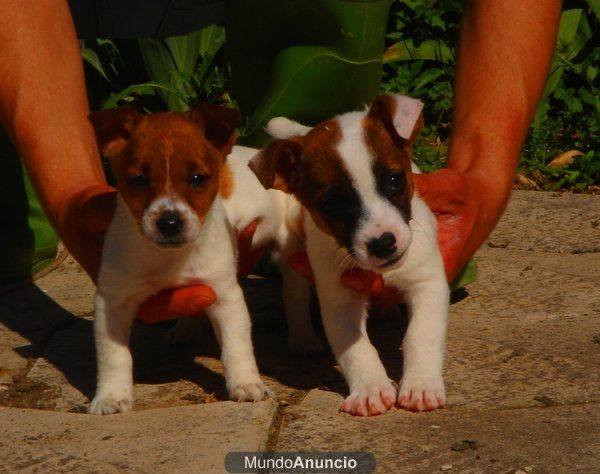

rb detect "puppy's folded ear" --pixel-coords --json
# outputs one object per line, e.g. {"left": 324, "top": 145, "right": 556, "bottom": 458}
{"left": 188, "top": 103, "right": 241, "bottom": 156}
{"left": 248, "top": 139, "right": 303, "bottom": 193}
{"left": 88, "top": 106, "right": 142, "bottom": 159}
{"left": 368, "top": 95, "right": 424, "bottom": 146}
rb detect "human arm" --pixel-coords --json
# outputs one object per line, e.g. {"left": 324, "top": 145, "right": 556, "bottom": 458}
{"left": 414, "top": 0, "right": 562, "bottom": 281}
{"left": 0, "top": 0, "right": 216, "bottom": 320}
{"left": 339, "top": 0, "right": 563, "bottom": 294}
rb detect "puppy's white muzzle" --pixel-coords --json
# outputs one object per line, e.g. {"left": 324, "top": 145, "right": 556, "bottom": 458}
{"left": 141, "top": 196, "right": 200, "bottom": 248}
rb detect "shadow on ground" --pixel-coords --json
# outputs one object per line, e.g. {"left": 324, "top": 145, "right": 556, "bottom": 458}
{"left": 0, "top": 276, "right": 411, "bottom": 411}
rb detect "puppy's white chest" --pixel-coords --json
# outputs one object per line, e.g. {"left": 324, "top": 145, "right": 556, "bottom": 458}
{"left": 97, "top": 196, "right": 236, "bottom": 300}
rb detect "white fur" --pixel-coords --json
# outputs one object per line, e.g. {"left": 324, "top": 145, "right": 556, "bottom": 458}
{"left": 266, "top": 117, "right": 312, "bottom": 139}
{"left": 90, "top": 145, "right": 320, "bottom": 414}
{"left": 335, "top": 113, "right": 413, "bottom": 269}
{"left": 223, "top": 147, "right": 323, "bottom": 354}
{"left": 141, "top": 196, "right": 200, "bottom": 244}
{"left": 305, "top": 195, "right": 448, "bottom": 415}
{"left": 266, "top": 101, "right": 449, "bottom": 415}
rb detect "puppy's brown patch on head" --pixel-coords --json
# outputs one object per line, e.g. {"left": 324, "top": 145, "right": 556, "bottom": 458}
{"left": 363, "top": 96, "right": 422, "bottom": 220}
{"left": 250, "top": 119, "right": 363, "bottom": 249}
{"left": 295, "top": 119, "right": 349, "bottom": 219}
{"left": 90, "top": 106, "right": 240, "bottom": 228}
{"left": 159, "top": 114, "right": 225, "bottom": 224}
{"left": 219, "top": 163, "right": 234, "bottom": 199}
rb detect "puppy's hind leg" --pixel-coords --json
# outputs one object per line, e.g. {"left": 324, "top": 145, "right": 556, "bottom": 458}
{"left": 89, "top": 294, "right": 138, "bottom": 415}
{"left": 280, "top": 264, "right": 324, "bottom": 355}
{"left": 207, "top": 282, "right": 272, "bottom": 402}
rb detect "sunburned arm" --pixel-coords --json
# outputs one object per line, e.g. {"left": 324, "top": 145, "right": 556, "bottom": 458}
{"left": 0, "top": 1, "right": 217, "bottom": 319}
{"left": 414, "top": 0, "right": 562, "bottom": 280}
{"left": 0, "top": 0, "right": 106, "bottom": 222}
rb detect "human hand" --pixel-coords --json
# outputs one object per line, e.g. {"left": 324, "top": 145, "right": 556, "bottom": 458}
{"left": 286, "top": 251, "right": 400, "bottom": 305}
{"left": 412, "top": 168, "right": 479, "bottom": 282}
{"left": 57, "top": 184, "right": 217, "bottom": 323}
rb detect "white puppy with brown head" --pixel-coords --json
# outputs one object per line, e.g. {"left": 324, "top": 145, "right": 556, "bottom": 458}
{"left": 88, "top": 104, "right": 277, "bottom": 414}
{"left": 250, "top": 95, "right": 449, "bottom": 416}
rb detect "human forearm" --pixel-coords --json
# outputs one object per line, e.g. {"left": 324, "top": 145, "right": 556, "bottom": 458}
{"left": 448, "top": 0, "right": 562, "bottom": 206}
{"left": 412, "top": 1, "right": 561, "bottom": 280}
{"left": 0, "top": 0, "right": 104, "bottom": 229}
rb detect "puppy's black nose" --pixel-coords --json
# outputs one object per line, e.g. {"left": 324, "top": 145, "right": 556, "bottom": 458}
{"left": 156, "top": 210, "right": 183, "bottom": 237}
{"left": 367, "top": 232, "right": 397, "bottom": 259}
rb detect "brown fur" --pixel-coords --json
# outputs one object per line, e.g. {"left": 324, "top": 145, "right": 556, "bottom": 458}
{"left": 219, "top": 163, "right": 234, "bottom": 199}
{"left": 89, "top": 104, "right": 240, "bottom": 229}
{"left": 249, "top": 95, "right": 423, "bottom": 250}
{"left": 250, "top": 119, "right": 354, "bottom": 239}
{"left": 363, "top": 95, "right": 422, "bottom": 219}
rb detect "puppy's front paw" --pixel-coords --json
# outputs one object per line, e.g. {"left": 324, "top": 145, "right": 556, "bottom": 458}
{"left": 229, "top": 380, "right": 273, "bottom": 402}
{"left": 288, "top": 334, "right": 326, "bottom": 355}
{"left": 89, "top": 389, "right": 133, "bottom": 415}
{"left": 340, "top": 380, "right": 397, "bottom": 416}
{"left": 397, "top": 375, "right": 445, "bottom": 412}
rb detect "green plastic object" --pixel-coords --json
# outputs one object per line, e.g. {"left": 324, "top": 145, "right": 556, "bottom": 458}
{"left": 226, "top": 0, "right": 392, "bottom": 145}
{"left": 0, "top": 132, "right": 58, "bottom": 286}
{"left": 450, "top": 258, "right": 479, "bottom": 291}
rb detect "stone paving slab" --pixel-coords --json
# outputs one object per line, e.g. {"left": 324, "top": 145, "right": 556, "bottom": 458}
{"left": 444, "top": 250, "right": 600, "bottom": 410}
{"left": 0, "top": 400, "right": 277, "bottom": 473}
{"left": 34, "top": 256, "right": 95, "bottom": 317}
{"left": 487, "top": 190, "right": 600, "bottom": 253}
{"left": 0, "top": 189, "right": 598, "bottom": 473}
{"left": 0, "top": 328, "right": 30, "bottom": 387}
{"left": 276, "top": 390, "right": 600, "bottom": 473}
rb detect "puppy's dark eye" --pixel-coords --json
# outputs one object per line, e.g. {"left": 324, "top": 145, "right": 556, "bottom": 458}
{"left": 189, "top": 174, "right": 208, "bottom": 188}
{"left": 319, "top": 192, "right": 344, "bottom": 216}
{"left": 129, "top": 175, "right": 150, "bottom": 190}
{"left": 385, "top": 173, "right": 405, "bottom": 194}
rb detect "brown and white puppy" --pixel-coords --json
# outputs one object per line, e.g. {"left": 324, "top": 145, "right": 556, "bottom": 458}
{"left": 250, "top": 95, "right": 449, "bottom": 415}
{"left": 87, "top": 104, "right": 279, "bottom": 414}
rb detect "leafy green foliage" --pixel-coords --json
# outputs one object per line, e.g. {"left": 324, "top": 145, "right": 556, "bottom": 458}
{"left": 381, "top": 0, "right": 461, "bottom": 171}
{"left": 137, "top": 26, "right": 229, "bottom": 111}
{"left": 524, "top": 2, "right": 600, "bottom": 190}
{"left": 547, "top": 152, "right": 600, "bottom": 190}
{"left": 81, "top": 25, "right": 232, "bottom": 113}
{"left": 381, "top": 0, "right": 459, "bottom": 125}
{"left": 381, "top": 0, "right": 600, "bottom": 190}
{"left": 81, "top": 2, "right": 598, "bottom": 190}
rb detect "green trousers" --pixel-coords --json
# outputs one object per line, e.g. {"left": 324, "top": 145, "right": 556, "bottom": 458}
{"left": 0, "top": 133, "right": 59, "bottom": 285}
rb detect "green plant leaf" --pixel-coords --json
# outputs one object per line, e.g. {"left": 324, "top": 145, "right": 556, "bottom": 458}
{"left": 413, "top": 67, "right": 445, "bottom": 90}
{"left": 544, "top": 64, "right": 565, "bottom": 97}
{"left": 587, "top": 0, "right": 600, "bottom": 21}
{"left": 137, "top": 26, "right": 226, "bottom": 111}
{"left": 139, "top": 35, "right": 201, "bottom": 111}
{"left": 450, "top": 259, "right": 478, "bottom": 291}
{"left": 198, "top": 25, "right": 226, "bottom": 57}
{"left": 80, "top": 43, "right": 112, "bottom": 84}
{"left": 384, "top": 39, "right": 453, "bottom": 64}
{"left": 228, "top": 0, "right": 392, "bottom": 145}
{"left": 101, "top": 82, "right": 188, "bottom": 109}
{"left": 557, "top": 9, "right": 583, "bottom": 46}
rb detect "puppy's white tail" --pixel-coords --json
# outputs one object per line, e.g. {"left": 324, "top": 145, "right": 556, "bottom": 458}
{"left": 265, "top": 117, "right": 312, "bottom": 139}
